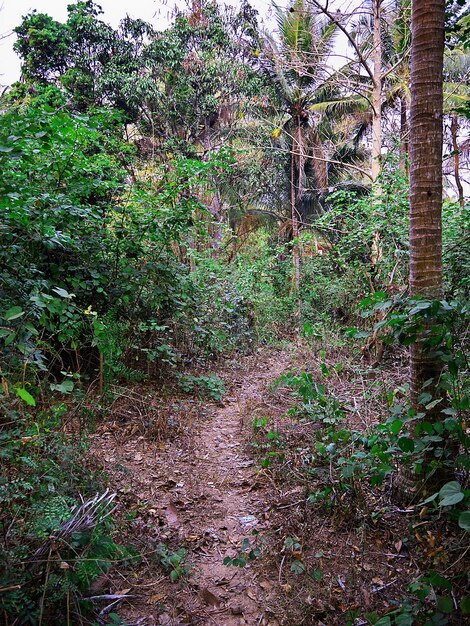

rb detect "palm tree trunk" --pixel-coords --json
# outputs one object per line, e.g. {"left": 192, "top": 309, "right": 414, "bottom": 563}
{"left": 291, "top": 119, "right": 301, "bottom": 314}
{"left": 451, "top": 114, "right": 465, "bottom": 208}
{"left": 394, "top": 0, "right": 445, "bottom": 503}
{"left": 409, "top": 0, "right": 445, "bottom": 408}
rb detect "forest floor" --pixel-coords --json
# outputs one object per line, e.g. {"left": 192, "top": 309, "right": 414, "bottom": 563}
{"left": 90, "top": 348, "right": 295, "bottom": 626}
{"left": 88, "top": 342, "right": 467, "bottom": 626}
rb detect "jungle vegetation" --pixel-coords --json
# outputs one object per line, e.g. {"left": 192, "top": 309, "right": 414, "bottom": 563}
{"left": 0, "top": 0, "right": 469, "bottom": 623}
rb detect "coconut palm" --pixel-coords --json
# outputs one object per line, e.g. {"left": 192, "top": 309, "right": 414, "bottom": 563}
{"left": 409, "top": 0, "right": 445, "bottom": 410}
{"left": 259, "top": 0, "right": 366, "bottom": 295}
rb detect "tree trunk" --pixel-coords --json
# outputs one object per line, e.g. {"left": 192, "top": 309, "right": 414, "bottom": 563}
{"left": 409, "top": 0, "right": 445, "bottom": 408}
{"left": 371, "top": 0, "right": 383, "bottom": 182}
{"left": 291, "top": 118, "right": 302, "bottom": 317}
{"left": 399, "top": 94, "right": 409, "bottom": 175}
{"left": 451, "top": 114, "right": 465, "bottom": 208}
{"left": 394, "top": 0, "right": 445, "bottom": 503}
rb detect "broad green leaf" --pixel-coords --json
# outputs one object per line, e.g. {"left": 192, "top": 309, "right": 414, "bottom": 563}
{"left": 395, "top": 613, "right": 413, "bottom": 626}
{"left": 290, "top": 560, "right": 305, "bottom": 574}
{"left": 4, "top": 306, "right": 24, "bottom": 321}
{"left": 16, "top": 387, "right": 36, "bottom": 406}
{"left": 439, "top": 481, "right": 464, "bottom": 507}
{"left": 409, "top": 301, "right": 431, "bottom": 316}
{"left": 460, "top": 596, "right": 470, "bottom": 614}
{"left": 426, "top": 571, "right": 452, "bottom": 590}
{"left": 436, "top": 595, "right": 453, "bottom": 613}
{"left": 4, "top": 332, "right": 16, "bottom": 346}
{"left": 310, "top": 568, "right": 322, "bottom": 581}
{"left": 398, "top": 437, "right": 415, "bottom": 453}
{"left": 421, "top": 492, "right": 439, "bottom": 505}
{"left": 458, "top": 511, "right": 470, "bottom": 532}
{"left": 390, "top": 419, "right": 403, "bottom": 435}
{"left": 50, "top": 380, "right": 74, "bottom": 393}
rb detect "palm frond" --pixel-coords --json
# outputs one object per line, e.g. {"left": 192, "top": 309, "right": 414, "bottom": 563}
{"left": 309, "top": 95, "right": 369, "bottom": 116}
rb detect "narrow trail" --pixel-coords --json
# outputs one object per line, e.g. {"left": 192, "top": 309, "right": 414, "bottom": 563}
{"left": 186, "top": 353, "right": 289, "bottom": 626}
{"left": 92, "top": 350, "right": 291, "bottom": 625}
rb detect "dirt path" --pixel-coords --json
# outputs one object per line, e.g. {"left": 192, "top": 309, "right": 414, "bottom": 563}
{"left": 92, "top": 350, "right": 291, "bottom": 625}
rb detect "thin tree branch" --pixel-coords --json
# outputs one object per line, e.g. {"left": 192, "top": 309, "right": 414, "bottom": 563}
{"left": 308, "top": 0, "right": 376, "bottom": 84}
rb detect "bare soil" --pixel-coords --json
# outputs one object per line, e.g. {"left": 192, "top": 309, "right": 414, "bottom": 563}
{"left": 89, "top": 342, "right": 470, "bottom": 626}
{"left": 89, "top": 348, "right": 293, "bottom": 625}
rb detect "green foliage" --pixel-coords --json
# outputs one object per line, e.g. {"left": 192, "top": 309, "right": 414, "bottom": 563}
{"left": 4, "top": 3, "right": 469, "bottom": 624}
{"left": 251, "top": 414, "right": 285, "bottom": 468}
{"left": 155, "top": 543, "right": 189, "bottom": 582}
{"left": 232, "top": 232, "right": 297, "bottom": 340}
{"left": 317, "top": 157, "right": 410, "bottom": 290}
{"left": 443, "top": 201, "right": 470, "bottom": 298}
{"left": 280, "top": 370, "right": 346, "bottom": 424}
{"left": 279, "top": 294, "right": 469, "bottom": 622}
{"left": 14, "top": 1, "right": 155, "bottom": 115}
{"left": 0, "top": 94, "right": 243, "bottom": 391}
{"left": 223, "top": 531, "right": 262, "bottom": 568}
{"left": 176, "top": 373, "right": 225, "bottom": 401}
{"left": 0, "top": 401, "right": 130, "bottom": 624}
{"left": 368, "top": 570, "right": 470, "bottom": 624}
{"left": 307, "top": 295, "right": 469, "bottom": 498}
{"left": 299, "top": 253, "right": 367, "bottom": 326}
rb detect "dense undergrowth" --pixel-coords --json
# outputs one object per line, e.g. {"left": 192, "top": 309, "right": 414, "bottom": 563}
{"left": 1, "top": 97, "right": 468, "bottom": 621}
{"left": 1, "top": 0, "right": 470, "bottom": 623}
{"left": 249, "top": 295, "right": 469, "bottom": 624}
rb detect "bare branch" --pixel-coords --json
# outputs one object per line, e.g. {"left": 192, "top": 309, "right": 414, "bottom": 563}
{"left": 308, "top": 0, "right": 376, "bottom": 84}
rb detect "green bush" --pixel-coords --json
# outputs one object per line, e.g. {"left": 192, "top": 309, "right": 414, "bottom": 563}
{"left": 0, "top": 400, "right": 130, "bottom": 625}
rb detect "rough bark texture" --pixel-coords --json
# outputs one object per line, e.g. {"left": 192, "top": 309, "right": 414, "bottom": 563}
{"left": 409, "top": 0, "right": 445, "bottom": 407}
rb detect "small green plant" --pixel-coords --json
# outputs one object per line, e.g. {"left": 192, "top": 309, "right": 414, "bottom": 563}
{"left": 0, "top": 415, "right": 129, "bottom": 624}
{"left": 369, "top": 571, "right": 470, "bottom": 625}
{"left": 279, "top": 371, "right": 346, "bottom": 424}
{"left": 223, "top": 531, "right": 262, "bottom": 568}
{"left": 155, "top": 543, "right": 189, "bottom": 582}
{"left": 283, "top": 536, "right": 306, "bottom": 574}
{"left": 253, "top": 415, "right": 269, "bottom": 431}
{"left": 251, "top": 416, "right": 285, "bottom": 468}
{"left": 176, "top": 373, "right": 225, "bottom": 401}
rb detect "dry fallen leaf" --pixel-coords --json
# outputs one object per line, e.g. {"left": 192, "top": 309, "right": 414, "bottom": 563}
{"left": 148, "top": 592, "right": 166, "bottom": 604}
{"left": 246, "top": 587, "right": 256, "bottom": 600}
{"left": 115, "top": 588, "right": 132, "bottom": 596}
{"left": 259, "top": 580, "right": 273, "bottom": 591}
{"left": 362, "top": 587, "right": 371, "bottom": 608}
{"left": 199, "top": 588, "right": 220, "bottom": 606}
{"left": 164, "top": 502, "right": 179, "bottom": 526}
